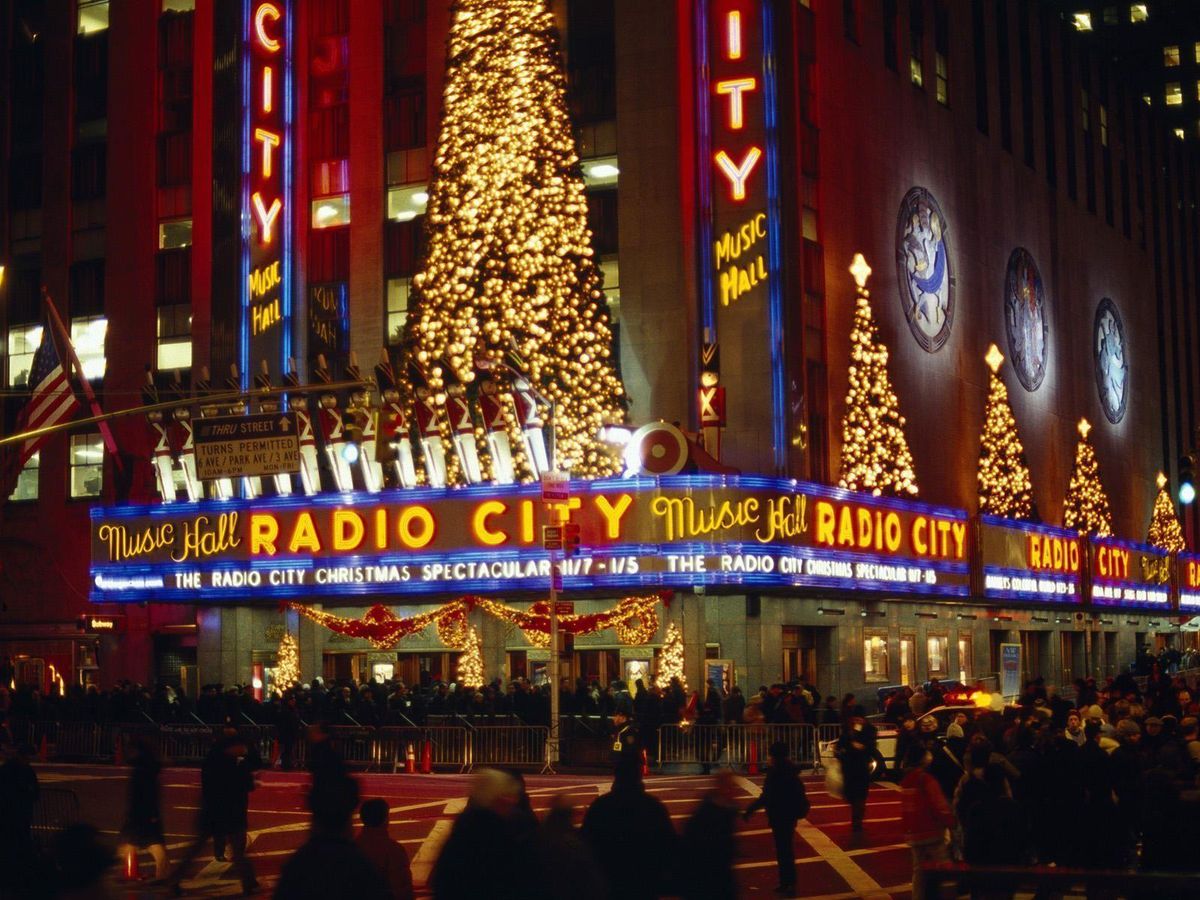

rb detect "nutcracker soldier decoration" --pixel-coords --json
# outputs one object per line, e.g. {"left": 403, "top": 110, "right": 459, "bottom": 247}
{"left": 284, "top": 359, "right": 322, "bottom": 495}
{"left": 168, "top": 371, "right": 200, "bottom": 502}
{"left": 313, "top": 354, "right": 354, "bottom": 492}
{"left": 476, "top": 370, "right": 515, "bottom": 485}
{"left": 411, "top": 362, "right": 448, "bottom": 488}
{"left": 442, "top": 363, "right": 483, "bottom": 484}
{"left": 375, "top": 349, "right": 417, "bottom": 488}
{"left": 511, "top": 375, "right": 549, "bottom": 478}
{"left": 195, "top": 367, "right": 234, "bottom": 500}
{"left": 226, "top": 364, "right": 261, "bottom": 499}
{"left": 344, "top": 351, "right": 382, "bottom": 493}
{"left": 697, "top": 342, "right": 726, "bottom": 461}
{"left": 256, "top": 360, "right": 292, "bottom": 496}
{"left": 144, "top": 369, "right": 175, "bottom": 503}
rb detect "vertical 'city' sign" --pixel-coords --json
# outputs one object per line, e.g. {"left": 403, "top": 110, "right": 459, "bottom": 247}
{"left": 244, "top": 0, "right": 292, "bottom": 383}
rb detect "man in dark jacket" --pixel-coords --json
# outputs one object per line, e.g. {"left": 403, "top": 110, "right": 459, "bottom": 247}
{"left": 744, "top": 741, "right": 810, "bottom": 896}
{"left": 681, "top": 770, "right": 739, "bottom": 900}
{"left": 583, "top": 759, "right": 677, "bottom": 900}
{"left": 835, "top": 713, "right": 876, "bottom": 839}
{"left": 963, "top": 764, "right": 1027, "bottom": 868}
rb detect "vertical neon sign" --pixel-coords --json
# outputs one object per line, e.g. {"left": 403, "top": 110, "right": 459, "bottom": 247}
{"left": 243, "top": 0, "right": 293, "bottom": 389}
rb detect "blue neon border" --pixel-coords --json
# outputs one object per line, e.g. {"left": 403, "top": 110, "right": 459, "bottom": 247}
{"left": 1180, "top": 553, "right": 1200, "bottom": 610}
{"left": 1089, "top": 535, "right": 1171, "bottom": 609}
{"left": 695, "top": 0, "right": 714, "bottom": 341}
{"left": 760, "top": 0, "right": 786, "bottom": 472}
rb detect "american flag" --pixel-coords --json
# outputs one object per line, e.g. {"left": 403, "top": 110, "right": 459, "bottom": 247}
{"left": 1, "top": 323, "right": 80, "bottom": 497}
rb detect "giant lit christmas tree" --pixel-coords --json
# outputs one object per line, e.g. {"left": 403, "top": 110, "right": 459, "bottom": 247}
{"left": 1147, "top": 472, "right": 1187, "bottom": 553}
{"left": 837, "top": 254, "right": 919, "bottom": 497}
{"left": 404, "top": 0, "right": 626, "bottom": 480}
{"left": 1063, "top": 419, "right": 1113, "bottom": 537}
{"left": 457, "top": 625, "right": 484, "bottom": 689}
{"left": 654, "top": 622, "right": 686, "bottom": 691}
{"left": 977, "top": 344, "right": 1033, "bottom": 519}
{"left": 275, "top": 632, "right": 300, "bottom": 693}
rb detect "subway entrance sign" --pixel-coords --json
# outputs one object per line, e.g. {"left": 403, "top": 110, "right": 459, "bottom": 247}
{"left": 194, "top": 413, "right": 300, "bottom": 481}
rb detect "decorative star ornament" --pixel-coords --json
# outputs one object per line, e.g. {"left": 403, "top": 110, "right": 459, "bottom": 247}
{"left": 1157, "top": 471, "right": 1168, "bottom": 490}
{"left": 849, "top": 253, "right": 872, "bottom": 288}
{"left": 1078, "top": 418, "right": 1092, "bottom": 440}
{"left": 985, "top": 343, "right": 1005, "bottom": 374}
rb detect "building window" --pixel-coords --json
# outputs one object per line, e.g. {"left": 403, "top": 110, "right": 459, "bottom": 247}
{"left": 909, "top": 0, "right": 925, "bottom": 88}
{"left": 933, "top": 1, "right": 949, "bottom": 106}
{"left": 70, "top": 316, "right": 108, "bottom": 381}
{"left": 70, "top": 434, "right": 104, "bottom": 499}
{"left": 900, "top": 632, "right": 917, "bottom": 685}
{"left": 387, "top": 184, "right": 429, "bottom": 222}
{"left": 77, "top": 0, "right": 109, "bottom": 35}
{"left": 883, "top": 0, "right": 899, "bottom": 71}
{"left": 582, "top": 156, "right": 620, "bottom": 188}
{"left": 159, "top": 219, "right": 193, "bottom": 250}
{"left": 599, "top": 256, "right": 620, "bottom": 324}
{"left": 386, "top": 278, "right": 411, "bottom": 344}
{"left": 156, "top": 304, "right": 192, "bottom": 371}
{"left": 1072, "top": 11, "right": 1092, "bottom": 31}
{"left": 958, "top": 634, "right": 973, "bottom": 682}
{"left": 1195, "top": 42, "right": 1200, "bottom": 64}
{"left": 7, "top": 323, "right": 43, "bottom": 388}
{"left": 1102, "top": 6, "right": 1119, "bottom": 25}
{"left": 927, "top": 634, "right": 949, "bottom": 677}
{"left": 163, "top": 0, "right": 196, "bottom": 11}
{"left": 1164, "top": 45, "right": 1181, "bottom": 67}
{"left": 1099, "top": 104, "right": 1108, "bottom": 146}
{"left": 1143, "top": 93, "right": 1152, "bottom": 106}
{"left": 973, "top": 0, "right": 988, "bottom": 133}
{"left": 312, "top": 194, "right": 351, "bottom": 229}
{"left": 9, "top": 452, "right": 39, "bottom": 502}
{"left": 864, "top": 630, "right": 889, "bottom": 682}
{"left": 1174, "top": 127, "right": 1186, "bottom": 140}
{"left": 935, "top": 54, "right": 948, "bottom": 105}
{"left": 1129, "top": 4, "right": 1148, "bottom": 23}
{"left": 1167, "top": 83, "right": 1183, "bottom": 106}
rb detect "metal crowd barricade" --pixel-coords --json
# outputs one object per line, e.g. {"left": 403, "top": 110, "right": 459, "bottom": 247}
{"left": 327, "top": 725, "right": 385, "bottom": 770}
{"left": 468, "top": 725, "right": 551, "bottom": 773}
{"left": 34, "top": 721, "right": 114, "bottom": 762}
{"left": 158, "top": 724, "right": 221, "bottom": 764}
{"left": 377, "top": 725, "right": 471, "bottom": 773}
{"left": 31, "top": 787, "right": 80, "bottom": 851}
{"left": 812, "top": 723, "right": 842, "bottom": 773}
{"left": 657, "top": 723, "right": 817, "bottom": 771}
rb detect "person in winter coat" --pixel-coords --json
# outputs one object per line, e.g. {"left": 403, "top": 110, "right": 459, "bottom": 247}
{"left": 118, "top": 736, "right": 169, "bottom": 881}
{"left": 532, "top": 795, "right": 606, "bottom": 900}
{"left": 357, "top": 798, "right": 414, "bottom": 900}
{"left": 962, "top": 764, "right": 1028, "bottom": 877}
{"left": 900, "top": 745, "right": 954, "bottom": 900}
{"left": 744, "top": 741, "right": 810, "bottom": 896}
{"left": 834, "top": 713, "right": 876, "bottom": 838}
{"left": 681, "top": 771, "right": 740, "bottom": 900}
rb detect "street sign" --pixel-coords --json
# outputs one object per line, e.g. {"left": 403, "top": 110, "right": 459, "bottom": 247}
{"left": 541, "top": 469, "right": 569, "bottom": 502}
{"left": 542, "top": 525, "right": 563, "bottom": 550}
{"left": 195, "top": 413, "right": 300, "bottom": 481}
{"left": 554, "top": 601, "right": 574, "bottom": 616}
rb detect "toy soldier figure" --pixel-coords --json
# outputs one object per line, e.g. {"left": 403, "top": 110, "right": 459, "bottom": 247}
{"left": 226, "top": 364, "right": 261, "bottom": 499}
{"left": 411, "top": 363, "right": 447, "bottom": 488}
{"left": 195, "top": 367, "right": 234, "bottom": 500}
{"left": 168, "top": 371, "right": 200, "bottom": 502}
{"left": 375, "top": 350, "right": 417, "bottom": 489}
{"left": 313, "top": 354, "right": 353, "bottom": 492}
{"left": 443, "top": 364, "right": 483, "bottom": 484}
{"left": 511, "top": 375, "right": 549, "bottom": 478}
{"left": 144, "top": 369, "right": 175, "bottom": 503}
{"left": 344, "top": 351, "right": 382, "bottom": 493}
{"left": 284, "top": 359, "right": 322, "bottom": 495}
{"left": 256, "top": 361, "right": 292, "bottom": 496}
{"left": 477, "top": 372, "right": 515, "bottom": 485}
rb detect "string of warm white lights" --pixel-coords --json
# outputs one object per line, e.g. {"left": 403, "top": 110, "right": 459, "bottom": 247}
{"left": 1147, "top": 472, "right": 1187, "bottom": 553}
{"left": 654, "top": 622, "right": 686, "bottom": 691}
{"left": 977, "top": 344, "right": 1034, "bottom": 520}
{"left": 1063, "top": 418, "right": 1113, "bottom": 537}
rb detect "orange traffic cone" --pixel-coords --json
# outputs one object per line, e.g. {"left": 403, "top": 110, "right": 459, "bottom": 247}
{"left": 405, "top": 742, "right": 416, "bottom": 773}
{"left": 641, "top": 748, "right": 650, "bottom": 777}
{"left": 38, "top": 733, "right": 48, "bottom": 763}
{"left": 420, "top": 740, "right": 432, "bottom": 774}
{"left": 123, "top": 846, "right": 139, "bottom": 881}
{"left": 747, "top": 739, "right": 759, "bottom": 776}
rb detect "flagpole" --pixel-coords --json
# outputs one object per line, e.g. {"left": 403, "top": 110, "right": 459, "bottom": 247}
{"left": 41, "top": 288, "right": 124, "bottom": 473}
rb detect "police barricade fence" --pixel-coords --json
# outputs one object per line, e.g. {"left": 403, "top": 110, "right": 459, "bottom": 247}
{"left": 31, "top": 787, "right": 80, "bottom": 851}
{"left": 376, "top": 726, "right": 471, "bottom": 773}
{"left": 657, "top": 723, "right": 817, "bottom": 771}
{"left": 468, "top": 725, "right": 551, "bottom": 773}
{"left": 32, "top": 721, "right": 115, "bottom": 762}
{"left": 813, "top": 723, "right": 842, "bottom": 772}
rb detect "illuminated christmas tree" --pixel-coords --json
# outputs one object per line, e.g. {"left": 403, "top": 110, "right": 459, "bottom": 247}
{"left": 275, "top": 632, "right": 300, "bottom": 693}
{"left": 837, "top": 254, "right": 919, "bottom": 497}
{"left": 977, "top": 344, "right": 1033, "bottom": 519}
{"left": 654, "top": 622, "right": 686, "bottom": 691}
{"left": 1147, "top": 472, "right": 1187, "bottom": 553}
{"left": 1063, "top": 419, "right": 1113, "bottom": 537}
{"left": 404, "top": 0, "right": 626, "bottom": 480}
{"left": 456, "top": 625, "right": 484, "bottom": 689}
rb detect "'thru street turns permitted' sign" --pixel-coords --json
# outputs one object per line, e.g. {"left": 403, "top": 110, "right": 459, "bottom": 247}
{"left": 195, "top": 413, "right": 300, "bottom": 481}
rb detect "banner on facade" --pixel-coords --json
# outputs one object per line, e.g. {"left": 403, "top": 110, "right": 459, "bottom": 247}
{"left": 1087, "top": 536, "right": 1171, "bottom": 609}
{"left": 977, "top": 515, "right": 1082, "bottom": 605}
{"left": 1000, "top": 643, "right": 1022, "bottom": 699}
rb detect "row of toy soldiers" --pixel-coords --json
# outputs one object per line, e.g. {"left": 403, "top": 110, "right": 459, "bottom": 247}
{"left": 141, "top": 349, "right": 551, "bottom": 503}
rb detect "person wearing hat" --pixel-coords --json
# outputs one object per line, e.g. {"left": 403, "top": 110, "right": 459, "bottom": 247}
{"left": 744, "top": 741, "right": 810, "bottom": 896}
{"left": 167, "top": 371, "right": 201, "bottom": 501}
{"left": 375, "top": 349, "right": 418, "bottom": 488}
{"left": 344, "top": 352, "right": 383, "bottom": 492}
{"left": 143, "top": 368, "right": 176, "bottom": 504}
{"left": 284, "top": 359, "right": 323, "bottom": 495}
{"left": 442, "top": 362, "right": 483, "bottom": 484}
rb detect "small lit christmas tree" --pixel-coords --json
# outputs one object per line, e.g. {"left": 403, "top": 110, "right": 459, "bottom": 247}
{"left": 1063, "top": 419, "right": 1113, "bottom": 537}
{"left": 1147, "top": 472, "right": 1187, "bottom": 553}
{"left": 404, "top": 0, "right": 626, "bottom": 480}
{"left": 275, "top": 632, "right": 300, "bottom": 693}
{"left": 977, "top": 344, "right": 1034, "bottom": 519}
{"left": 654, "top": 622, "right": 686, "bottom": 691}
{"left": 838, "top": 254, "right": 919, "bottom": 497}
{"left": 456, "top": 625, "right": 484, "bottom": 689}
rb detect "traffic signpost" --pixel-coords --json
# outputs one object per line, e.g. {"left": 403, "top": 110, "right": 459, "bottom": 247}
{"left": 194, "top": 413, "right": 300, "bottom": 482}
{"left": 540, "top": 470, "right": 571, "bottom": 768}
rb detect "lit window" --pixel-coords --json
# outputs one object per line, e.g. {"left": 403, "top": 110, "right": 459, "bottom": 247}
{"left": 1167, "top": 83, "right": 1183, "bottom": 106}
{"left": 1195, "top": 42, "right": 1200, "bottom": 64}
{"left": 386, "top": 278, "right": 411, "bottom": 344}
{"left": 159, "top": 219, "right": 193, "bottom": 250}
{"left": 864, "top": 631, "right": 889, "bottom": 681}
{"left": 1100, "top": 105, "right": 1108, "bottom": 146}
{"left": 1175, "top": 127, "right": 1186, "bottom": 140}
{"left": 70, "top": 434, "right": 104, "bottom": 499}
{"left": 386, "top": 184, "right": 428, "bottom": 222}
{"left": 927, "top": 634, "right": 948, "bottom": 675}
{"left": 801, "top": 207, "right": 819, "bottom": 242}
{"left": 8, "top": 452, "right": 39, "bottom": 502}
{"left": 1164, "top": 45, "right": 1181, "bottom": 67}
{"left": 156, "top": 304, "right": 192, "bottom": 371}
{"left": 1143, "top": 93, "right": 1152, "bottom": 106}
{"left": 1072, "top": 12, "right": 1092, "bottom": 31}
{"left": 958, "top": 635, "right": 973, "bottom": 682}
{"left": 311, "top": 194, "right": 350, "bottom": 228}
{"left": 935, "top": 53, "right": 948, "bottom": 106}
{"left": 583, "top": 156, "right": 620, "bottom": 188}
{"left": 77, "top": 0, "right": 109, "bottom": 34}
{"left": 70, "top": 316, "right": 108, "bottom": 381}
{"left": 599, "top": 256, "right": 620, "bottom": 322}
{"left": 7, "top": 323, "right": 43, "bottom": 388}
{"left": 910, "top": 53, "right": 923, "bottom": 88}
{"left": 162, "top": 0, "right": 196, "bottom": 11}
{"left": 1102, "top": 6, "right": 1119, "bottom": 25}
{"left": 1129, "top": 4, "right": 1148, "bottom": 23}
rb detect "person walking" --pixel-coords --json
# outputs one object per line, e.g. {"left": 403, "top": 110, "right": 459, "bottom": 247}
{"left": 834, "top": 712, "right": 876, "bottom": 840}
{"left": 583, "top": 759, "right": 677, "bottom": 900}
{"left": 357, "top": 798, "right": 414, "bottom": 900}
{"left": 534, "top": 794, "right": 606, "bottom": 900}
{"left": 900, "top": 745, "right": 954, "bottom": 900}
{"left": 118, "top": 736, "right": 169, "bottom": 882}
{"left": 681, "top": 770, "right": 740, "bottom": 900}
{"left": 744, "top": 741, "right": 810, "bottom": 896}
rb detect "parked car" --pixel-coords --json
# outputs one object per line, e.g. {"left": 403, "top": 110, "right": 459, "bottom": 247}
{"left": 818, "top": 704, "right": 981, "bottom": 776}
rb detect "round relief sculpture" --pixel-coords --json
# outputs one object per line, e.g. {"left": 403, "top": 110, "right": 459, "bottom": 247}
{"left": 1003, "top": 248, "right": 1048, "bottom": 392}
{"left": 1093, "top": 298, "right": 1128, "bottom": 424}
{"left": 895, "top": 187, "right": 954, "bottom": 353}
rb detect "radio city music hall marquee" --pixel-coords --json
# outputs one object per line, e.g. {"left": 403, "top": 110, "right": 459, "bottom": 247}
{"left": 89, "top": 476, "right": 972, "bottom": 602}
